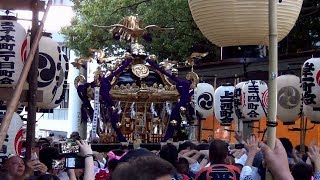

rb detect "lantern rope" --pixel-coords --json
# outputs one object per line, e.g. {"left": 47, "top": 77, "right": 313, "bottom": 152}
{"left": 266, "top": 121, "right": 278, "bottom": 127}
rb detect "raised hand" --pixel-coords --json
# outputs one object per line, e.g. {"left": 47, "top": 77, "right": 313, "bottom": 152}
{"left": 307, "top": 145, "right": 320, "bottom": 171}
{"left": 245, "top": 135, "right": 260, "bottom": 155}
{"left": 260, "top": 139, "right": 293, "bottom": 180}
{"left": 76, "top": 140, "right": 93, "bottom": 157}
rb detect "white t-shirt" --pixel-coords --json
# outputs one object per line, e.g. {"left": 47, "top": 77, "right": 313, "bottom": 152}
{"left": 240, "top": 166, "right": 261, "bottom": 180}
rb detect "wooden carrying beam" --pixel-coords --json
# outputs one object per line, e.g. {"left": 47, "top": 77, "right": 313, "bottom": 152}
{"left": 0, "top": 0, "right": 52, "bottom": 152}
{"left": 0, "top": 0, "right": 45, "bottom": 11}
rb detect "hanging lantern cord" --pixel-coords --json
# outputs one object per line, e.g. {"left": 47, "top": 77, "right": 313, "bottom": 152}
{"left": 288, "top": 124, "right": 315, "bottom": 131}
{"left": 261, "top": 121, "right": 278, "bottom": 141}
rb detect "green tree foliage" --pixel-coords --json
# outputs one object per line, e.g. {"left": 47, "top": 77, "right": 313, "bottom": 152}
{"left": 62, "top": 0, "right": 320, "bottom": 61}
{"left": 61, "top": 0, "right": 218, "bottom": 62}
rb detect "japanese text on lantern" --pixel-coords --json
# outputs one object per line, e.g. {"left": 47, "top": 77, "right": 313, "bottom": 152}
{"left": 220, "top": 91, "right": 234, "bottom": 124}
{"left": 246, "top": 81, "right": 261, "bottom": 119}
{"left": 234, "top": 88, "right": 245, "bottom": 119}
{"left": 0, "top": 21, "right": 15, "bottom": 85}
{"left": 302, "top": 62, "right": 316, "bottom": 105}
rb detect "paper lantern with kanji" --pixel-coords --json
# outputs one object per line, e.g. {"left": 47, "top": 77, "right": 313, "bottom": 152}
{"left": 303, "top": 105, "right": 320, "bottom": 124}
{"left": 241, "top": 80, "right": 268, "bottom": 122}
{"left": 0, "top": 16, "right": 27, "bottom": 87}
{"left": 27, "top": 33, "right": 61, "bottom": 109}
{"left": 234, "top": 82, "right": 246, "bottom": 121}
{"left": 214, "top": 84, "right": 236, "bottom": 126}
{"left": 188, "top": 0, "right": 303, "bottom": 47}
{"left": 302, "top": 58, "right": 320, "bottom": 108}
{"left": 194, "top": 83, "right": 214, "bottom": 119}
{"left": 277, "top": 75, "right": 301, "bottom": 125}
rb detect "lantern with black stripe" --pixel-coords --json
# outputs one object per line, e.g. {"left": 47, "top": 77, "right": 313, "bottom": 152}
{"left": 241, "top": 80, "right": 268, "bottom": 122}
{"left": 0, "top": 16, "right": 27, "bottom": 87}
{"left": 44, "top": 47, "right": 69, "bottom": 109}
{"left": 302, "top": 58, "right": 320, "bottom": 109}
{"left": 27, "top": 33, "right": 61, "bottom": 109}
{"left": 214, "top": 83, "right": 236, "bottom": 126}
{"left": 303, "top": 105, "right": 320, "bottom": 124}
{"left": 277, "top": 75, "right": 302, "bottom": 125}
{"left": 194, "top": 83, "right": 214, "bottom": 119}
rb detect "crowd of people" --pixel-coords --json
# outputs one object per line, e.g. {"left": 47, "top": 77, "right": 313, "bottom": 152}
{"left": 0, "top": 131, "right": 319, "bottom": 180}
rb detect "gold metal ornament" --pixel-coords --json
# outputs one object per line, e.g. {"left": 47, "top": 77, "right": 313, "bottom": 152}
{"left": 149, "top": 54, "right": 157, "bottom": 61}
{"left": 170, "top": 120, "right": 178, "bottom": 126}
{"left": 132, "top": 64, "right": 150, "bottom": 78}
{"left": 93, "top": 16, "right": 174, "bottom": 43}
{"left": 74, "top": 75, "right": 86, "bottom": 88}
{"left": 181, "top": 120, "right": 188, "bottom": 126}
{"left": 124, "top": 52, "right": 132, "bottom": 59}
{"left": 71, "top": 57, "right": 93, "bottom": 69}
{"left": 116, "top": 122, "right": 122, "bottom": 128}
{"left": 131, "top": 43, "right": 146, "bottom": 56}
{"left": 111, "top": 106, "right": 117, "bottom": 112}
{"left": 89, "top": 48, "right": 105, "bottom": 59}
{"left": 186, "top": 71, "right": 199, "bottom": 87}
{"left": 180, "top": 106, "right": 187, "bottom": 116}
{"left": 171, "top": 68, "right": 178, "bottom": 76}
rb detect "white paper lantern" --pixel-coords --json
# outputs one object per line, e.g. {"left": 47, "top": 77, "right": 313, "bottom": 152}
{"left": 302, "top": 58, "right": 320, "bottom": 108}
{"left": 0, "top": 16, "right": 27, "bottom": 87}
{"left": 194, "top": 83, "right": 214, "bottom": 119}
{"left": 241, "top": 80, "right": 268, "bottom": 122}
{"left": 303, "top": 105, "right": 320, "bottom": 124}
{"left": 188, "top": 0, "right": 303, "bottom": 47}
{"left": 0, "top": 112, "right": 24, "bottom": 155}
{"left": 277, "top": 75, "right": 302, "bottom": 125}
{"left": 234, "top": 82, "right": 246, "bottom": 121}
{"left": 44, "top": 48, "right": 69, "bottom": 109}
{"left": 214, "top": 84, "right": 236, "bottom": 126}
{"left": 27, "top": 33, "right": 61, "bottom": 109}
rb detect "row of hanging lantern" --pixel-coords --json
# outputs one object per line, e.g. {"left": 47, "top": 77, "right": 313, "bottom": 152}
{"left": 209, "top": 58, "right": 320, "bottom": 126}
{"left": 0, "top": 15, "right": 68, "bottom": 110}
{"left": 213, "top": 80, "right": 269, "bottom": 126}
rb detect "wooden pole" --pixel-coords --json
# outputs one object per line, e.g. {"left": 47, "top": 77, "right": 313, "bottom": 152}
{"left": 266, "top": 0, "right": 278, "bottom": 179}
{"left": 26, "top": 0, "right": 40, "bottom": 160}
{"left": 0, "top": 0, "right": 52, "bottom": 154}
{"left": 213, "top": 75, "right": 217, "bottom": 138}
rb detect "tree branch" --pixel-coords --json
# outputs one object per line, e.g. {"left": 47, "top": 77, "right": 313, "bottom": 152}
{"left": 299, "top": 9, "right": 320, "bottom": 19}
{"left": 112, "top": 0, "right": 151, "bottom": 14}
{"left": 302, "top": 4, "right": 320, "bottom": 12}
{"left": 168, "top": 11, "right": 194, "bottom": 23}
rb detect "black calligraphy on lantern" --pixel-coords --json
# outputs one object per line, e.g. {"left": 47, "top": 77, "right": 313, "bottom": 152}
{"left": 234, "top": 88, "right": 245, "bottom": 119}
{"left": 302, "top": 62, "right": 316, "bottom": 105}
{"left": 245, "top": 81, "right": 261, "bottom": 119}
{"left": 220, "top": 91, "right": 234, "bottom": 124}
{"left": 0, "top": 21, "right": 16, "bottom": 85}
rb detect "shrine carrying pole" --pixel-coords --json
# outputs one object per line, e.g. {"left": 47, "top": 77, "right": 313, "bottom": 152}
{"left": 266, "top": 0, "right": 278, "bottom": 179}
{"left": 0, "top": 0, "right": 52, "bottom": 155}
